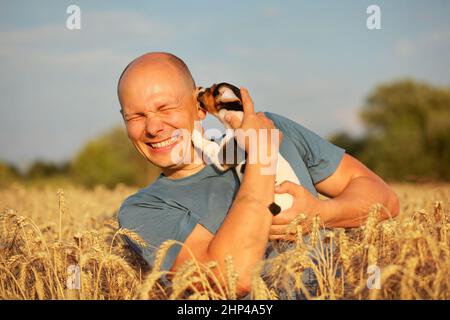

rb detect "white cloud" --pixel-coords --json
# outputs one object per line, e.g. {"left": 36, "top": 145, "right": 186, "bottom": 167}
{"left": 394, "top": 39, "right": 415, "bottom": 58}
{"left": 394, "top": 26, "right": 450, "bottom": 58}
{"left": 0, "top": 10, "right": 173, "bottom": 49}
{"left": 261, "top": 5, "right": 282, "bottom": 18}
{"left": 0, "top": 10, "right": 176, "bottom": 163}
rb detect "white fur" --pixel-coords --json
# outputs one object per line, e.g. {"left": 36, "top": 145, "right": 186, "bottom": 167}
{"left": 193, "top": 109, "right": 300, "bottom": 211}
{"left": 192, "top": 128, "right": 226, "bottom": 171}
{"left": 218, "top": 87, "right": 240, "bottom": 103}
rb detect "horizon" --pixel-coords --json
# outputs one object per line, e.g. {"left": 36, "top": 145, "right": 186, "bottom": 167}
{"left": 1, "top": 0, "right": 449, "bottom": 170}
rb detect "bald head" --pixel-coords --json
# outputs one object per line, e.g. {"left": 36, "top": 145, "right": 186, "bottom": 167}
{"left": 116, "top": 52, "right": 206, "bottom": 174}
{"left": 117, "top": 52, "right": 196, "bottom": 108}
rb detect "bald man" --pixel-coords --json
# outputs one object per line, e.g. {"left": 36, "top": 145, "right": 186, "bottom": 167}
{"left": 117, "top": 52, "right": 399, "bottom": 299}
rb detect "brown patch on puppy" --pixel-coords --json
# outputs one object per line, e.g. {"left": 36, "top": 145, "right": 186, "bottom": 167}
{"left": 196, "top": 83, "right": 244, "bottom": 115}
{"left": 196, "top": 84, "right": 219, "bottom": 114}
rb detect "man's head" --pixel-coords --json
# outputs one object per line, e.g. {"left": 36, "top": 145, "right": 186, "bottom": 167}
{"left": 117, "top": 52, "right": 206, "bottom": 175}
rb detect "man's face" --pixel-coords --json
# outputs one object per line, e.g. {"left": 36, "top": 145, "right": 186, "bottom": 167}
{"left": 118, "top": 62, "right": 204, "bottom": 171}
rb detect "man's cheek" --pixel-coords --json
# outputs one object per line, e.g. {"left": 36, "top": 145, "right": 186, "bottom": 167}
{"left": 170, "top": 111, "right": 193, "bottom": 128}
{"left": 169, "top": 129, "right": 192, "bottom": 164}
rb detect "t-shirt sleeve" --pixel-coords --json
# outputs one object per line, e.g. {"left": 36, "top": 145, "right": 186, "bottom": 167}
{"left": 265, "top": 112, "right": 345, "bottom": 184}
{"left": 118, "top": 193, "right": 200, "bottom": 271}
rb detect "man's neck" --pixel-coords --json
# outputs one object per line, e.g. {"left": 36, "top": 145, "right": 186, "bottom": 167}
{"left": 162, "top": 134, "right": 209, "bottom": 179}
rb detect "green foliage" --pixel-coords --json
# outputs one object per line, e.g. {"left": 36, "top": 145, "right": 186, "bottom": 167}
{"left": 0, "top": 162, "right": 20, "bottom": 188}
{"left": 328, "top": 132, "right": 366, "bottom": 158}
{"left": 332, "top": 79, "right": 450, "bottom": 181}
{"left": 70, "top": 127, "right": 160, "bottom": 188}
{"left": 26, "top": 161, "right": 69, "bottom": 179}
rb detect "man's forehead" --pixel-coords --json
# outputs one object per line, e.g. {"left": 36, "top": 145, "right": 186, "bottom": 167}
{"left": 123, "top": 56, "right": 181, "bottom": 80}
{"left": 121, "top": 62, "right": 185, "bottom": 93}
{"left": 118, "top": 53, "right": 194, "bottom": 110}
{"left": 122, "top": 88, "right": 179, "bottom": 111}
{"left": 121, "top": 76, "right": 181, "bottom": 101}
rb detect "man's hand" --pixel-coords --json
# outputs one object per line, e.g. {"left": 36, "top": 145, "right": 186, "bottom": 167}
{"left": 224, "top": 88, "right": 282, "bottom": 163}
{"left": 269, "top": 181, "right": 321, "bottom": 241}
{"left": 268, "top": 154, "right": 401, "bottom": 241}
{"left": 177, "top": 87, "right": 281, "bottom": 296}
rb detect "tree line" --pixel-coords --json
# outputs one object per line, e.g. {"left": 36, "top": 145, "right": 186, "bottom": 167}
{"left": 0, "top": 127, "right": 161, "bottom": 188}
{"left": 1, "top": 79, "right": 449, "bottom": 188}
{"left": 330, "top": 79, "right": 450, "bottom": 181}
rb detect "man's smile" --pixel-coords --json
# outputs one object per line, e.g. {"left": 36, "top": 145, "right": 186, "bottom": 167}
{"left": 146, "top": 134, "right": 181, "bottom": 153}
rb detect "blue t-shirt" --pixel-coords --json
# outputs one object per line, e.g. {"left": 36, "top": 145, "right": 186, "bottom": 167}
{"left": 118, "top": 112, "right": 345, "bottom": 271}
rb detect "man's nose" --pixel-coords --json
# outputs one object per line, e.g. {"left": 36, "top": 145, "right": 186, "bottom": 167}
{"left": 145, "top": 114, "right": 165, "bottom": 137}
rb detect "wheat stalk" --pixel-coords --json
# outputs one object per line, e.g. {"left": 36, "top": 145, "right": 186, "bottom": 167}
{"left": 56, "top": 189, "right": 65, "bottom": 242}
{"left": 1, "top": 183, "right": 449, "bottom": 300}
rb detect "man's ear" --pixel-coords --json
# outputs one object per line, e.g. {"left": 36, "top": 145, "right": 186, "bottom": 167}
{"left": 197, "top": 105, "right": 207, "bottom": 120}
{"left": 193, "top": 86, "right": 207, "bottom": 120}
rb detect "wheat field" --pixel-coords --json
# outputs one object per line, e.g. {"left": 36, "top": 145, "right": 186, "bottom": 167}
{"left": 0, "top": 182, "right": 449, "bottom": 300}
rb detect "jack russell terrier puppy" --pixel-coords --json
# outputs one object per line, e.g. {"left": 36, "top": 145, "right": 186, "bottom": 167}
{"left": 192, "top": 82, "right": 300, "bottom": 215}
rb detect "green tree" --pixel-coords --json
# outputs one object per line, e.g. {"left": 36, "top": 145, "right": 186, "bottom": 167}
{"left": 0, "top": 161, "right": 20, "bottom": 188}
{"left": 26, "top": 161, "right": 69, "bottom": 179}
{"left": 70, "top": 127, "right": 160, "bottom": 188}
{"left": 360, "top": 79, "right": 450, "bottom": 180}
{"left": 329, "top": 132, "right": 366, "bottom": 158}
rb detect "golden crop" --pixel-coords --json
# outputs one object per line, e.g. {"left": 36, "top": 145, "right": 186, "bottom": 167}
{"left": 0, "top": 183, "right": 449, "bottom": 300}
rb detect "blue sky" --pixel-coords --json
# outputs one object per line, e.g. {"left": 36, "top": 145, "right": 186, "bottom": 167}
{"left": 1, "top": 0, "right": 449, "bottom": 168}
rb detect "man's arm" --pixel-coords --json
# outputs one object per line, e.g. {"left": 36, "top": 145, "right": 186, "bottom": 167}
{"left": 270, "top": 153, "right": 400, "bottom": 240}
{"left": 315, "top": 153, "right": 399, "bottom": 227}
{"left": 269, "top": 154, "right": 399, "bottom": 241}
{"left": 170, "top": 88, "right": 278, "bottom": 296}
{"left": 171, "top": 162, "right": 274, "bottom": 297}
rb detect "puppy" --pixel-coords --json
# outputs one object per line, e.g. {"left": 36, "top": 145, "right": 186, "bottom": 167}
{"left": 193, "top": 82, "right": 301, "bottom": 215}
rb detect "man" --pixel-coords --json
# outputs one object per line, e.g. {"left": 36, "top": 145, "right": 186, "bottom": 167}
{"left": 117, "top": 52, "right": 399, "bottom": 298}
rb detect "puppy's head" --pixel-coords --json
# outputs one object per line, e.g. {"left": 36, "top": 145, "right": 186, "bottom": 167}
{"left": 196, "top": 84, "right": 218, "bottom": 114}
{"left": 196, "top": 83, "right": 243, "bottom": 116}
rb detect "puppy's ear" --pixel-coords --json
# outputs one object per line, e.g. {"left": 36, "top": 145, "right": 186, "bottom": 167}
{"left": 218, "top": 87, "right": 241, "bottom": 104}
{"left": 194, "top": 86, "right": 205, "bottom": 99}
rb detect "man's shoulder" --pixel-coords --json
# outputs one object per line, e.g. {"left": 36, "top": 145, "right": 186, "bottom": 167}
{"left": 120, "top": 188, "right": 145, "bottom": 207}
{"left": 264, "top": 111, "right": 285, "bottom": 122}
{"left": 118, "top": 183, "right": 163, "bottom": 223}
{"left": 263, "top": 111, "right": 314, "bottom": 148}
{"left": 122, "top": 176, "right": 171, "bottom": 203}
{"left": 264, "top": 111, "right": 307, "bottom": 132}
{"left": 264, "top": 111, "right": 336, "bottom": 147}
